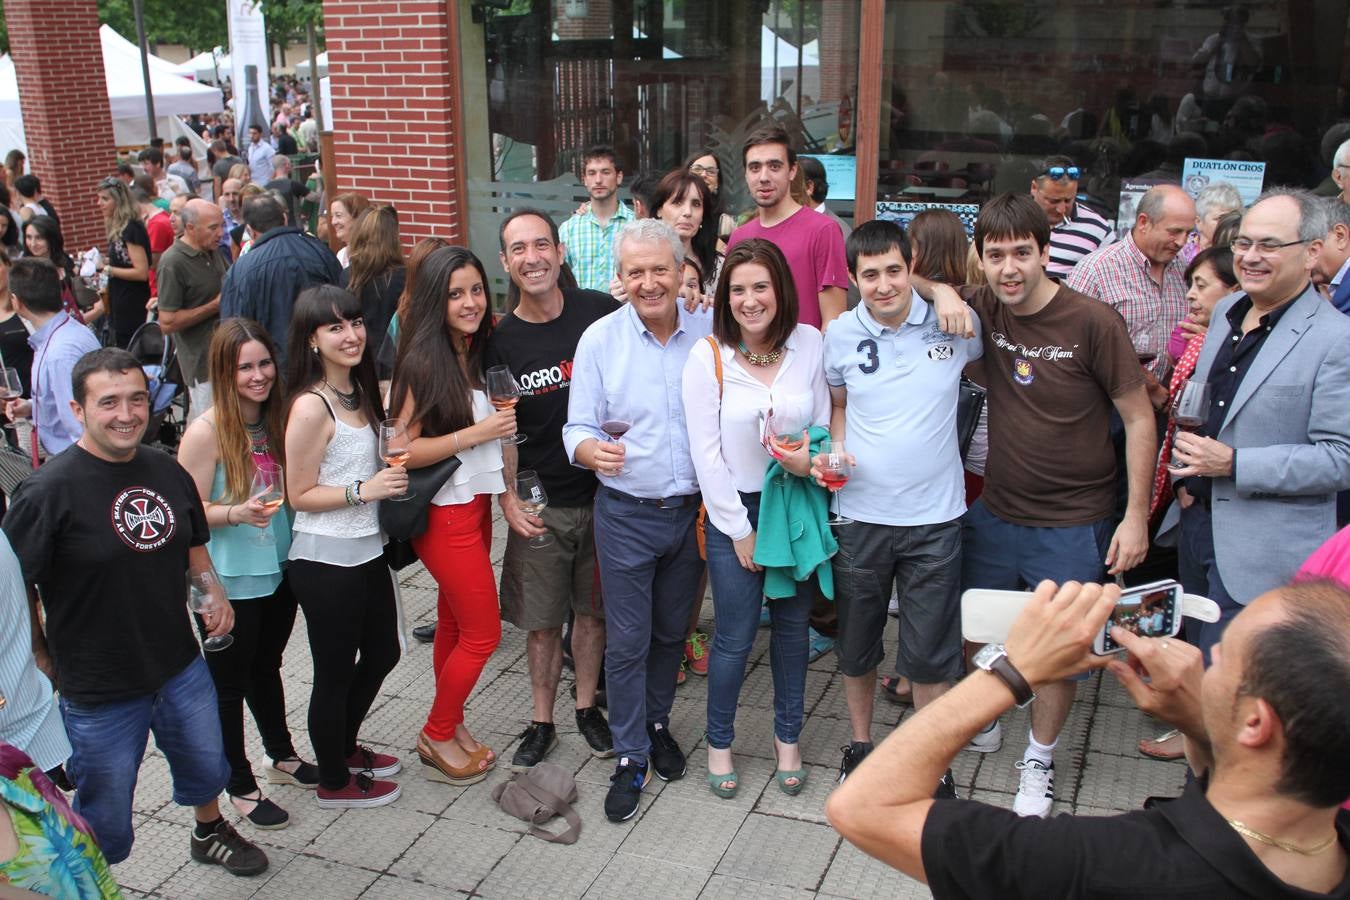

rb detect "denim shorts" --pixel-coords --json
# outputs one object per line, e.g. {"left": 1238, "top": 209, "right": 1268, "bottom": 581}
{"left": 60, "top": 655, "right": 229, "bottom": 864}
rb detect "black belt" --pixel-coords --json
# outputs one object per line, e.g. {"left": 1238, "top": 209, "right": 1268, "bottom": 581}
{"left": 602, "top": 486, "right": 700, "bottom": 510}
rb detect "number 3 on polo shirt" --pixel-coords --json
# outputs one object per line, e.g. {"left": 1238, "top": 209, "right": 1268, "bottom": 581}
{"left": 857, "top": 339, "right": 880, "bottom": 375}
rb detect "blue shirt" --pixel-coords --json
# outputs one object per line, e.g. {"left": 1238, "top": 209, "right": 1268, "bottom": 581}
{"left": 564, "top": 303, "right": 711, "bottom": 499}
{"left": 823, "top": 295, "right": 982, "bottom": 526}
{"left": 27, "top": 312, "right": 101, "bottom": 455}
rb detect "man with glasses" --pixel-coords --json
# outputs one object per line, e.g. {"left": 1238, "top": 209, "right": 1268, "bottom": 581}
{"left": 1030, "top": 155, "right": 1113, "bottom": 279}
{"left": 1068, "top": 184, "right": 1194, "bottom": 380}
{"left": 1170, "top": 188, "right": 1350, "bottom": 657}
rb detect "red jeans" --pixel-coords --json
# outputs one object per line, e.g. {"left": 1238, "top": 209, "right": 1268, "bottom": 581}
{"left": 412, "top": 495, "right": 502, "bottom": 741}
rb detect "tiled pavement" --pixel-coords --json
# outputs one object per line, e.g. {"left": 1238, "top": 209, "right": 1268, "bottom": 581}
{"left": 111, "top": 511, "right": 1188, "bottom": 899}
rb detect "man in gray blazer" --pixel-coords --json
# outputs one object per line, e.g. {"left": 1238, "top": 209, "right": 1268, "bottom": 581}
{"left": 1171, "top": 188, "right": 1350, "bottom": 657}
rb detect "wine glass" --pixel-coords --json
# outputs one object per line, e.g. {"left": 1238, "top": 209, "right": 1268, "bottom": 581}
{"left": 378, "top": 418, "right": 414, "bottom": 501}
{"left": 766, "top": 403, "right": 809, "bottom": 455}
{"left": 0, "top": 368, "right": 23, "bottom": 431}
{"left": 485, "top": 366, "right": 526, "bottom": 445}
{"left": 1169, "top": 380, "right": 1211, "bottom": 471}
{"left": 515, "top": 469, "right": 555, "bottom": 548}
{"left": 248, "top": 461, "right": 285, "bottom": 546}
{"left": 600, "top": 397, "right": 633, "bottom": 475}
{"left": 188, "top": 569, "right": 233, "bottom": 652}
{"left": 820, "top": 439, "right": 854, "bottom": 525}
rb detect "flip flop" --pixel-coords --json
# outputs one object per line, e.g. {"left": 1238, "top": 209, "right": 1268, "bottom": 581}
{"left": 1138, "top": 729, "right": 1185, "bottom": 760}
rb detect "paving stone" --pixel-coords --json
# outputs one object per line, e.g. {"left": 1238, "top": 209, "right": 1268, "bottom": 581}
{"left": 714, "top": 813, "right": 839, "bottom": 890}
{"left": 798, "top": 714, "right": 858, "bottom": 768}
{"left": 661, "top": 747, "right": 774, "bottom": 811}
{"left": 157, "top": 840, "right": 297, "bottom": 899}
{"left": 698, "top": 874, "right": 814, "bottom": 900}
{"left": 393, "top": 762, "right": 467, "bottom": 816}
{"left": 362, "top": 873, "right": 471, "bottom": 899}
{"left": 309, "top": 805, "right": 436, "bottom": 871}
{"left": 1086, "top": 701, "right": 1167, "bottom": 757}
{"left": 583, "top": 852, "right": 711, "bottom": 899}
{"left": 1074, "top": 752, "right": 1187, "bottom": 810}
{"left": 813, "top": 675, "right": 905, "bottom": 728}
{"left": 475, "top": 837, "right": 612, "bottom": 899}
{"left": 252, "top": 855, "right": 378, "bottom": 899}
{"left": 389, "top": 818, "right": 520, "bottom": 892}
{"left": 443, "top": 767, "right": 534, "bottom": 829}
{"left": 622, "top": 795, "right": 749, "bottom": 869}
{"left": 357, "top": 694, "right": 429, "bottom": 750}
{"left": 819, "top": 839, "right": 932, "bottom": 900}
{"left": 110, "top": 814, "right": 191, "bottom": 894}
{"left": 752, "top": 762, "right": 837, "bottom": 824}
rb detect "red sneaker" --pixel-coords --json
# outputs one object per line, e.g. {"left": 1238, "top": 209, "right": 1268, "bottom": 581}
{"left": 345, "top": 746, "right": 402, "bottom": 777}
{"left": 316, "top": 772, "right": 400, "bottom": 809}
{"left": 684, "top": 631, "right": 709, "bottom": 676}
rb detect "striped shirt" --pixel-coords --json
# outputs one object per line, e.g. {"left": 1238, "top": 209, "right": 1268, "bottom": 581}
{"left": 1067, "top": 232, "right": 1188, "bottom": 379}
{"left": 559, "top": 202, "right": 635, "bottom": 293}
{"left": 1047, "top": 202, "right": 1114, "bottom": 279}
{"left": 0, "top": 532, "right": 70, "bottom": 772}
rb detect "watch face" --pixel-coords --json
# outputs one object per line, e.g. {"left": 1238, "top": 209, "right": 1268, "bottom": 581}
{"left": 973, "top": 643, "right": 1005, "bottom": 670}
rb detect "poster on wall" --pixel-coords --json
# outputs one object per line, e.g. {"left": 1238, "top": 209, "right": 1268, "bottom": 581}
{"left": 875, "top": 201, "right": 980, "bottom": 238}
{"left": 1181, "top": 158, "right": 1266, "bottom": 207}
{"left": 227, "top": 0, "right": 269, "bottom": 123}
{"left": 1115, "top": 179, "right": 1169, "bottom": 239}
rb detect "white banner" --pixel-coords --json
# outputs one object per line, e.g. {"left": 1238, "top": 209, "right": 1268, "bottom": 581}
{"left": 227, "top": 0, "right": 269, "bottom": 122}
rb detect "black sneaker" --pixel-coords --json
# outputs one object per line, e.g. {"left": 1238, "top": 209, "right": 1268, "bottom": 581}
{"left": 190, "top": 819, "right": 269, "bottom": 876}
{"left": 646, "top": 722, "right": 686, "bottom": 781}
{"left": 412, "top": 623, "right": 437, "bottom": 643}
{"left": 604, "top": 757, "right": 649, "bottom": 822}
{"left": 576, "top": 706, "right": 614, "bottom": 758}
{"left": 837, "top": 742, "right": 873, "bottom": 785}
{"left": 510, "top": 722, "right": 558, "bottom": 771}
{"left": 934, "top": 769, "right": 958, "bottom": 800}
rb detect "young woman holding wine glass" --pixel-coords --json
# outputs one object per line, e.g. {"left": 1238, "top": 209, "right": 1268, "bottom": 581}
{"left": 388, "top": 246, "right": 516, "bottom": 786}
{"left": 284, "top": 285, "right": 408, "bottom": 809}
{"left": 177, "top": 317, "right": 320, "bottom": 829}
{"left": 681, "top": 238, "right": 829, "bottom": 798}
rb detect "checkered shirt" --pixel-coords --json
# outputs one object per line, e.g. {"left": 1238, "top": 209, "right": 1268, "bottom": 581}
{"left": 559, "top": 202, "right": 635, "bottom": 292}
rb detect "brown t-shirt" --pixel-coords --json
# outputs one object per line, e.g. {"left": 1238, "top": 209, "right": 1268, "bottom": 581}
{"left": 963, "top": 283, "right": 1144, "bottom": 526}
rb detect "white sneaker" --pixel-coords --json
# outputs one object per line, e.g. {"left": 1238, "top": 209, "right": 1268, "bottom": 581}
{"left": 887, "top": 592, "right": 900, "bottom": 617}
{"left": 965, "top": 720, "right": 1003, "bottom": 753}
{"left": 1013, "top": 760, "right": 1054, "bottom": 817}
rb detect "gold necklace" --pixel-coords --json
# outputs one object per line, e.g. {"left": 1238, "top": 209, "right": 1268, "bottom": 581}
{"left": 738, "top": 342, "right": 782, "bottom": 367}
{"left": 1225, "top": 818, "right": 1338, "bottom": 855}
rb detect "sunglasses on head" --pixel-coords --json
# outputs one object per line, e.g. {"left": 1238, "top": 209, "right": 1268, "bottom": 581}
{"left": 1041, "top": 166, "right": 1081, "bottom": 181}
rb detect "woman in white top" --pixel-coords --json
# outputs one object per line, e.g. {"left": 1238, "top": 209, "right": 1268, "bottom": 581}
{"left": 682, "top": 238, "right": 830, "bottom": 799}
{"left": 284, "top": 285, "right": 408, "bottom": 810}
{"left": 389, "top": 246, "right": 515, "bottom": 787}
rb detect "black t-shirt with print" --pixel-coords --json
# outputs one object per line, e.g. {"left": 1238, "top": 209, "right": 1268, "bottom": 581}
{"left": 484, "top": 288, "right": 619, "bottom": 507}
{"left": 3, "top": 444, "right": 208, "bottom": 702}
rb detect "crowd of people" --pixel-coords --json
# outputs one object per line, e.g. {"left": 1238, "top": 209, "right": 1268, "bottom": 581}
{"left": 0, "top": 115, "right": 1347, "bottom": 899}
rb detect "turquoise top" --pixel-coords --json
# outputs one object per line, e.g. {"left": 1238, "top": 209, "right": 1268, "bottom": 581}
{"left": 207, "top": 464, "right": 292, "bottom": 600}
{"left": 754, "top": 425, "right": 837, "bottom": 601}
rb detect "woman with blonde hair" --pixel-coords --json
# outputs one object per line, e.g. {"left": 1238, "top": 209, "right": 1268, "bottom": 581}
{"left": 177, "top": 318, "right": 318, "bottom": 829}
{"left": 93, "top": 176, "right": 149, "bottom": 347}
{"left": 340, "top": 206, "right": 405, "bottom": 376}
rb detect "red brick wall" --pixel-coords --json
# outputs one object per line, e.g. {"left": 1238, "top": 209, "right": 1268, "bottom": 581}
{"left": 321, "top": 0, "right": 464, "bottom": 245}
{"left": 5, "top": 0, "right": 117, "bottom": 252}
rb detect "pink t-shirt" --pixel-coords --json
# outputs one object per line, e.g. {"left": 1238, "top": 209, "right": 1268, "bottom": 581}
{"left": 727, "top": 206, "right": 849, "bottom": 328}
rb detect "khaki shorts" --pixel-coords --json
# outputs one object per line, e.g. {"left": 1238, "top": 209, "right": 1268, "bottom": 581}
{"left": 499, "top": 504, "right": 604, "bottom": 631}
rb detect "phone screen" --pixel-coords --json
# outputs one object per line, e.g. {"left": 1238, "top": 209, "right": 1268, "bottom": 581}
{"left": 1099, "top": 584, "right": 1179, "bottom": 653}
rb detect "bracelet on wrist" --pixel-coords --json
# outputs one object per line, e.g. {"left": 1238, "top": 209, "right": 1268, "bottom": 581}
{"left": 354, "top": 479, "right": 367, "bottom": 505}
{"left": 453, "top": 430, "right": 461, "bottom": 453}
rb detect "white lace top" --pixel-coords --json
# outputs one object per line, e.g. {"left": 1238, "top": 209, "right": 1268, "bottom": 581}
{"left": 289, "top": 392, "right": 383, "bottom": 566}
{"left": 431, "top": 390, "right": 506, "bottom": 506}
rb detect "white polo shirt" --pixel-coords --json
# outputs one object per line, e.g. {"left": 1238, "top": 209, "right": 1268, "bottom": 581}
{"left": 823, "top": 293, "right": 982, "bottom": 527}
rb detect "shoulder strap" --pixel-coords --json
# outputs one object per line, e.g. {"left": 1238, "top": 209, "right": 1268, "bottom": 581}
{"left": 516, "top": 775, "right": 582, "bottom": 845}
{"left": 705, "top": 335, "right": 723, "bottom": 400}
{"left": 307, "top": 389, "right": 336, "bottom": 422}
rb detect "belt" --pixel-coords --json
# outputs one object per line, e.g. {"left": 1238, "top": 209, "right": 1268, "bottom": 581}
{"left": 603, "top": 486, "right": 701, "bottom": 510}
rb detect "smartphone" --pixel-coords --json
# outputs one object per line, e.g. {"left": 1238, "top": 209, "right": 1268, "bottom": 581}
{"left": 1093, "top": 579, "right": 1183, "bottom": 655}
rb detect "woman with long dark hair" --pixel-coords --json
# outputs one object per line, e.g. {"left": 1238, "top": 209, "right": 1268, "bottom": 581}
{"left": 94, "top": 177, "right": 150, "bottom": 347}
{"left": 284, "top": 285, "right": 408, "bottom": 809}
{"left": 23, "top": 214, "right": 98, "bottom": 325}
{"left": 684, "top": 149, "right": 737, "bottom": 245}
{"left": 340, "top": 206, "right": 405, "bottom": 376}
{"left": 177, "top": 318, "right": 318, "bottom": 829}
{"left": 907, "top": 209, "right": 969, "bottom": 286}
{"left": 389, "top": 246, "right": 516, "bottom": 785}
{"left": 651, "top": 170, "right": 722, "bottom": 295}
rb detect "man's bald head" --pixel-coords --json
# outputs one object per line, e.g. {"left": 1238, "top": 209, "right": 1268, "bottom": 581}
{"left": 180, "top": 198, "right": 223, "bottom": 251}
{"left": 1133, "top": 184, "right": 1196, "bottom": 266}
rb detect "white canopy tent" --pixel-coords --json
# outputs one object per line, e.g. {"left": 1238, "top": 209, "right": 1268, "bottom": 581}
{"left": 294, "top": 51, "right": 328, "bottom": 79}
{"left": 181, "top": 48, "right": 229, "bottom": 83}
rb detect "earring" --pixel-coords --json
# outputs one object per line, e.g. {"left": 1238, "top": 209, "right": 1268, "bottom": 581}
{"left": 311, "top": 345, "right": 319, "bottom": 355}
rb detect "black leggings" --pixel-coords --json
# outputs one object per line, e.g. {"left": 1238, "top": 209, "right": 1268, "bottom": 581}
{"left": 289, "top": 556, "right": 401, "bottom": 789}
{"left": 199, "top": 578, "right": 301, "bottom": 796}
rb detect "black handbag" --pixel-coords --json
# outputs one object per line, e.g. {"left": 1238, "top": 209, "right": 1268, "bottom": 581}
{"left": 377, "top": 455, "right": 463, "bottom": 568}
{"left": 956, "top": 377, "right": 986, "bottom": 462}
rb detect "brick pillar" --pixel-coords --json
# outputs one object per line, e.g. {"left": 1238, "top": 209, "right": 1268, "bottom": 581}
{"left": 321, "top": 0, "right": 465, "bottom": 244}
{"left": 4, "top": 0, "right": 117, "bottom": 252}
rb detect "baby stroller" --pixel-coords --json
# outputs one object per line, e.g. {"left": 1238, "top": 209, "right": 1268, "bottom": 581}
{"left": 125, "top": 320, "right": 188, "bottom": 451}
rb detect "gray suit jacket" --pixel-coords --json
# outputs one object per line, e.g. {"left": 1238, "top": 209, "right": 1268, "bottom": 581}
{"left": 1191, "top": 284, "right": 1350, "bottom": 603}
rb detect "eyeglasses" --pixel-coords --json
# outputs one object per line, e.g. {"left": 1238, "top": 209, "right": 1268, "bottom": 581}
{"left": 1040, "top": 166, "right": 1081, "bottom": 181}
{"left": 690, "top": 163, "right": 719, "bottom": 177}
{"left": 1230, "top": 237, "right": 1309, "bottom": 255}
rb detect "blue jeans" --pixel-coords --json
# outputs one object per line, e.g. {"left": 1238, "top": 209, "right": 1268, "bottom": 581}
{"left": 704, "top": 492, "right": 812, "bottom": 749}
{"left": 593, "top": 487, "right": 704, "bottom": 763}
{"left": 1178, "top": 500, "right": 1243, "bottom": 664}
{"left": 60, "top": 656, "right": 229, "bottom": 864}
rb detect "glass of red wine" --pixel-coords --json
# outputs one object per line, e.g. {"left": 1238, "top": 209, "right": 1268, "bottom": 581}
{"left": 1168, "top": 380, "right": 1211, "bottom": 471}
{"left": 486, "top": 366, "right": 526, "bottom": 445}
{"left": 821, "top": 439, "right": 853, "bottom": 525}
{"left": 600, "top": 399, "right": 632, "bottom": 475}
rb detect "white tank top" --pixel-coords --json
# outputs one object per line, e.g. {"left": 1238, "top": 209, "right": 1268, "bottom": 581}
{"left": 291, "top": 391, "right": 380, "bottom": 541}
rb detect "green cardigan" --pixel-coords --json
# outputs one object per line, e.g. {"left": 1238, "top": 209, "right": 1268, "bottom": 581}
{"left": 753, "top": 425, "right": 838, "bottom": 600}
